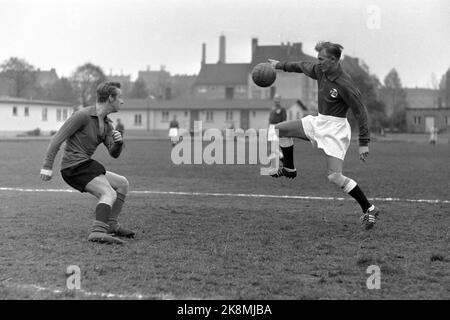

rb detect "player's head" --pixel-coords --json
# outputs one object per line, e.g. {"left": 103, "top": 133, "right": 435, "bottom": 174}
{"left": 274, "top": 94, "right": 281, "bottom": 106}
{"left": 96, "top": 82, "right": 123, "bottom": 112}
{"left": 315, "top": 41, "right": 343, "bottom": 73}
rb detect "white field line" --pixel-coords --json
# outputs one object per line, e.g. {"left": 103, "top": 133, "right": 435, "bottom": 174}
{"left": 1, "top": 186, "right": 449, "bottom": 204}
{"left": 1, "top": 280, "right": 176, "bottom": 300}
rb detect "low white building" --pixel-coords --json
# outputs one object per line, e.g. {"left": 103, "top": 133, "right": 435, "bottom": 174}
{"left": 107, "top": 98, "right": 310, "bottom": 136}
{"left": 0, "top": 97, "right": 74, "bottom": 136}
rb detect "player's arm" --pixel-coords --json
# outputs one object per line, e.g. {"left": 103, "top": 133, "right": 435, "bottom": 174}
{"left": 268, "top": 59, "right": 319, "bottom": 80}
{"left": 104, "top": 124, "right": 124, "bottom": 158}
{"left": 40, "top": 112, "right": 88, "bottom": 180}
{"left": 341, "top": 85, "right": 370, "bottom": 162}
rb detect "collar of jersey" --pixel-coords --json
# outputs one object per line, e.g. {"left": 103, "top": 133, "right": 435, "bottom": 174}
{"left": 87, "top": 105, "right": 112, "bottom": 122}
{"left": 325, "top": 64, "right": 343, "bottom": 82}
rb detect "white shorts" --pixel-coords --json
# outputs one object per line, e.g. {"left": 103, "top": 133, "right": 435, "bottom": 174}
{"left": 267, "top": 124, "right": 277, "bottom": 141}
{"left": 301, "top": 113, "right": 351, "bottom": 160}
{"left": 169, "top": 128, "right": 178, "bottom": 138}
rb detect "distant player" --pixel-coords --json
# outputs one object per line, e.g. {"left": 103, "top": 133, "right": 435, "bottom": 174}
{"left": 268, "top": 41, "right": 380, "bottom": 230}
{"left": 169, "top": 116, "right": 180, "bottom": 147}
{"left": 40, "top": 82, "right": 135, "bottom": 244}
{"left": 429, "top": 127, "right": 437, "bottom": 145}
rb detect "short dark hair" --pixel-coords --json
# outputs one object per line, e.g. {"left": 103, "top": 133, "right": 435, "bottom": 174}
{"left": 96, "top": 82, "right": 121, "bottom": 103}
{"left": 315, "top": 41, "right": 344, "bottom": 60}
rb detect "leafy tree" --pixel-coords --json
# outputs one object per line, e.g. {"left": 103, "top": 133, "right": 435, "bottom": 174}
{"left": 439, "top": 68, "right": 450, "bottom": 108}
{"left": 383, "top": 68, "right": 408, "bottom": 131}
{"left": 45, "top": 77, "right": 77, "bottom": 103}
{"left": 71, "top": 63, "right": 107, "bottom": 107}
{"left": 129, "top": 78, "right": 149, "bottom": 99}
{"left": 0, "top": 57, "right": 36, "bottom": 98}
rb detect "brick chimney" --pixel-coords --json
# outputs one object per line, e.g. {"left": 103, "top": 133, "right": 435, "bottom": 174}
{"left": 219, "top": 34, "right": 226, "bottom": 63}
{"left": 202, "top": 43, "right": 206, "bottom": 65}
{"left": 251, "top": 38, "right": 258, "bottom": 61}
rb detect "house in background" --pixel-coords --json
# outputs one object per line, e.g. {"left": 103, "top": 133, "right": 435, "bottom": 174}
{"left": 107, "top": 73, "right": 132, "bottom": 97}
{"left": 0, "top": 97, "right": 74, "bottom": 136}
{"left": 249, "top": 38, "right": 318, "bottom": 110}
{"left": 404, "top": 88, "right": 450, "bottom": 133}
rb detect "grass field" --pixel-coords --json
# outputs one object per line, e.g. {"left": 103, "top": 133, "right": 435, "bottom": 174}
{"left": 0, "top": 138, "right": 449, "bottom": 300}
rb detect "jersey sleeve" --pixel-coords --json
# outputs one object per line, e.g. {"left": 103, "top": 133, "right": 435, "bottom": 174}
{"left": 276, "top": 61, "right": 319, "bottom": 80}
{"left": 42, "top": 111, "right": 88, "bottom": 170}
{"left": 103, "top": 122, "right": 124, "bottom": 158}
{"left": 340, "top": 84, "right": 370, "bottom": 146}
{"left": 281, "top": 108, "right": 287, "bottom": 122}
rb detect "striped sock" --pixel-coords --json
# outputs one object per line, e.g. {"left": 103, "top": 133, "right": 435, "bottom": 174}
{"left": 347, "top": 185, "right": 371, "bottom": 213}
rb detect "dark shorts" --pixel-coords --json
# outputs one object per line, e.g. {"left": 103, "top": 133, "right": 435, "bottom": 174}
{"left": 61, "top": 159, "right": 106, "bottom": 193}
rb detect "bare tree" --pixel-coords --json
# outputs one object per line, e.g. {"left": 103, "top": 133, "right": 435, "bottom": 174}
{"left": 0, "top": 57, "right": 36, "bottom": 98}
{"left": 71, "top": 63, "right": 107, "bottom": 107}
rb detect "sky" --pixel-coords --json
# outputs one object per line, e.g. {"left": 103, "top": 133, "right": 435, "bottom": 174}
{"left": 0, "top": 0, "right": 449, "bottom": 88}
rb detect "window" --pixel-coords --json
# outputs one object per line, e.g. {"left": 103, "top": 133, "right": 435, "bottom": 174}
{"left": 184, "top": 111, "right": 188, "bottom": 117}
{"left": 445, "top": 116, "right": 450, "bottom": 125}
{"left": 42, "top": 108, "right": 48, "bottom": 121}
{"left": 206, "top": 111, "right": 214, "bottom": 122}
{"left": 225, "top": 87, "right": 234, "bottom": 100}
{"left": 63, "top": 108, "right": 68, "bottom": 120}
{"left": 24, "top": 107, "right": 29, "bottom": 117}
{"left": 252, "top": 111, "right": 256, "bottom": 117}
{"left": 162, "top": 111, "right": 169, "bottom": 121}
{"left": 413, "top": 116, "right": 421, "bottom": 125}
{"left": 226, "top": 111, "right": 233, "bottom": 121}
{"left": 12, "top": 106, "right": 18, "bottom": 116}
{"left": 56, "top": 108, "right": 62, "bottom": 121}
{"left": 134, "top": 114, "right": 142, "bottom": 126}
{"left": 197, "top": 86, "right": 207, "bottom": 93}
{"left": 236, "top": 86, "right": 246, "bottom": 93}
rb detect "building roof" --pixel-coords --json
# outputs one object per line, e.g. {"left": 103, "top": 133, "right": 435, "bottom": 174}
{"left": 195, "top": 63, "right": 251, "bottom": 86}
{"left": 341, "top": 56, "right": 369, "bottom": 77}
{"left": 250, "top": 43, "right": 316, "bottom": 69}
{"left": 0, "top": 96, "right": 73, "bottom": 106}
{"left": 36, "top": 68, "right": 59, "bottom": 86}
{"left": 122, "top": 98, "right": 299, "bottom": 111}
{"left": 404, "top": 88, "right": 440, "bottom": 109}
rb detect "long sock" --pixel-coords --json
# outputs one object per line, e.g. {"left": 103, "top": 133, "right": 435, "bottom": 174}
{"left": 95, "top": 203, "right": 111, "bottom": 224}
{"left": 280, "top": 146, "right": 294, "bottom": 169}
{"left": 90, "top": 220, "right": 110, "bottom": 234}
{"left": 348, "top": 185, "right": 371, "bottom": 213}
{"left": 108, "top": 193, "right": 126, "bottom": 229}
{"left": 279, "top": 138, "right": 295, "bottom": 169}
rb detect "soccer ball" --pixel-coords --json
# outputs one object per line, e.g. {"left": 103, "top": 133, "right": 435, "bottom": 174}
{"left": 252, "top": 63, "right": 276, "bottom": 87}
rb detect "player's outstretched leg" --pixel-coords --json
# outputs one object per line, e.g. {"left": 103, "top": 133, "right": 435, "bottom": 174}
{"left": 105, "top": 171, "right": 135, "bottom": 238}
{"left": 85, "top": 175, "right": 125, "bottom": 244}
{"left": 326, "top": 155, "right": 380, "bottom": 230}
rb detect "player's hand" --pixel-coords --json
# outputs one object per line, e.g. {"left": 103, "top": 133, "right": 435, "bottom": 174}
{"left": 40, "top": 168, "right": 53, "bottom": 181}
{"left": 268, "top": 59, "right": 279, "bottom": 69}
{"left": 112, "top": 130, "right": 123, "bottom": 143}
{"left": 359, "top": 146, "right": 369, "bottom": 162}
